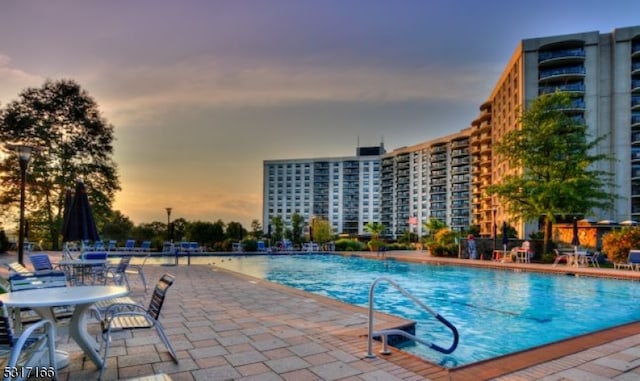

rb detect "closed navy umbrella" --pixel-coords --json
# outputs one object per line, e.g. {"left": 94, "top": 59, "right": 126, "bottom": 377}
{"left": 571, "top": 217, "right": 580, "bottom": 251}
{"left": 502, "top": 222, "right": 509, "bottom": 251}
{"left": 61, "top": 181, "right": 100, "bottom": 244}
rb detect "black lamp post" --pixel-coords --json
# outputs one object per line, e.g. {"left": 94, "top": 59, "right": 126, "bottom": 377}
{"left": 9, "top": 144, "right": 35, "bottom": 265}
{"left": 166, "top": 207, "right": 172, "bottom": 241}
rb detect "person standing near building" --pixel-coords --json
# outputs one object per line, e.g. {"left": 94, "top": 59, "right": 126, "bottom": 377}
{"left": 467, "top": 234, "right": 477, "bottom": 259}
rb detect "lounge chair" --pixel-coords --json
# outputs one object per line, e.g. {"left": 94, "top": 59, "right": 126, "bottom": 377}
{"left": 0, "top": 301, "right": 57, "bottom": 381}
{"left": 614, "top": 250, "right": 640, "bottom": 270}
{"left": 106, "top": 240, "right": 117, "bottom": 251}
{"left": 552, "top": 249, "right": 570, "bottom": 267}
{"left": 99, "top": 273, "right": 178, "bottom": 380}
{"left": 120, "top": 239, "right": 136, "bottom": 252}
{"left": 136, "top": 240, "right": 152, "bottom": 252}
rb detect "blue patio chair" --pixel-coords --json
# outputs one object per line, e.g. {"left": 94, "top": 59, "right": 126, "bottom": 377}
{"left": 122, "top": 240, "right": 136, "bottom": 251}
{"left": 81, "top": 252, "right": 108, "bottom": 284}
{"left": 136, "top": 241, "right": 151, "bottom": 252}
{"left": 27, "top": 253, "right": 54, "bottom": 272}
{"left": 9, "top": 270, "right": 70, "bottom": 330}
{"left": 107, "top": 240, "right": 117, "bottom": 251}
{"left": 0, "top": 301, "right": 57, "bottom": 381}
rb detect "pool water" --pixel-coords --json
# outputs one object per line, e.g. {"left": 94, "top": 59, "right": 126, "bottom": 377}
{"left": 171, "top": 254, "right": 640, "bottom": 367}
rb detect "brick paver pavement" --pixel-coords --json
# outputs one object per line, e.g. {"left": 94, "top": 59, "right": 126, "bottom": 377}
{"left": 2, "top": 251, "right": 640, "bottom": 380}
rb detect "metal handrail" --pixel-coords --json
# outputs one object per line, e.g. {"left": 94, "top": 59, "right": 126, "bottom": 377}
{"left": 365, "top": 276, "right": 459, "bottom": 358}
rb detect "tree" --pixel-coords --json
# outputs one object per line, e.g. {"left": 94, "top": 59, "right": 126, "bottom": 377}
{"left": 364, "top": 221, "right": 386, "bottom": 251}
{"left": 0, "top": 79, "right": 120, "bottom": 250}
{"left": 290, "top": 213, "right": 305, "bottom": 245}
{"left": 271, "top": 216, "right": 284, "bottom": 244}
{"left": 310, "top": 218, "right": 332, "bottom": 244}
{"left": 225, "top": 221, "right": 245, "bottom": 241}
{"left": 364, "top": 222, "right": 385, "bottom": 240}
{"left": 487, "top": 92, "right": 615, "bottom": 254}
{"left": 423, "top": 218, "right": 447, "bottom": 241}
{"left": 249, "top": 219, "right": 263, "bottom": 239}
{"left": 101, "top": 210, "right": 134, "bottom": 244}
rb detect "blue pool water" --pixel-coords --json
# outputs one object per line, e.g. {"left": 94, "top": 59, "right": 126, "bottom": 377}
{"left": 199, "top": 254, "right": 640, "bottom": 367}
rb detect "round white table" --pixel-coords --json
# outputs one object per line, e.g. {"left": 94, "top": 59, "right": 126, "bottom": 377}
{"left": 0, "top": 285, "right": 129, "bottom": 369}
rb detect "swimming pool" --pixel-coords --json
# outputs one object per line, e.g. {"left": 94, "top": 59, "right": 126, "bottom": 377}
{"left": 155, "top": 254, "right": 640, "bottom": 367}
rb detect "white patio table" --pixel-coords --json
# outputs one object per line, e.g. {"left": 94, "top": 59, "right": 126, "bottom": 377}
{"left": 0, "top": 285, "right": 128, "bottom": 369}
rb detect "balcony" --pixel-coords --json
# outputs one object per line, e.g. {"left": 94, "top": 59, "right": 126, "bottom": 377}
{"left": 538, "top": 48, "right": 585, "bottom": 64}
{"left": 633, "top": 80, "right": 640, "bottom": 93}
{"left": 633, "top": 61, "right": 640, "bottom": 75}
{"left": 633, "top": 96, "right": 640, "bottom": 110}
{"left": 633, "top": 42, "right": 640, "bottom": 57}
{"left": 539, "top": 82, "right": 585, "bottom": 95}
{"left": 633, "top": 115, "right": 640, "bottom": 127}
{"left": 538, "top": 66, "right": 585, "bottom": 82}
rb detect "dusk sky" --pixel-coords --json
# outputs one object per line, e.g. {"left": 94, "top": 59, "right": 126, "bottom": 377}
{"left": 1, "top": 1, "right": 638, "bottom": 227}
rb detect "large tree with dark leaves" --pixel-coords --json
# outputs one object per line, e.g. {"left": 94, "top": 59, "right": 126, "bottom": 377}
{"left": 0, "top": 79, "right": 120, "bottom": 250}
{"left": 487, "top": 91, "right": 615, "bottom": 254}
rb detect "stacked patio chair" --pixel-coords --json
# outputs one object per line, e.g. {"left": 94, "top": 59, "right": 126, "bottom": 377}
{"left": 80, "top": 252, "right": 108, "bottom": 284}
{"left": 104, "top": 256, "right": 132, "bottom": 290}
{"left": 126, "top": 253, "right": 149, "bottom": 292}
{"left": 98, "top": 273, "right": 178, "bottom": 380}
{"left": 0, "top": 301, "right": 57, "bottom": 381}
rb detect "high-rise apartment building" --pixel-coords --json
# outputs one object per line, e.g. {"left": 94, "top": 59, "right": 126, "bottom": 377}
{"left": 476, "top": 25, "right": 640, "bottom": 238}
{"left": 263, "top": 25, "right": 640, "bottom": 240}
{"left": 263, "top": 145, "right": 385, "bottom": 236}
{"left": 381, "top": 130, "right": 471, "bottom": 238}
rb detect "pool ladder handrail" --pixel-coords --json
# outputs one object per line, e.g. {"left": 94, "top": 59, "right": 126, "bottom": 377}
{"left": 366, "top": 276, "right": 459, "bottom": 358}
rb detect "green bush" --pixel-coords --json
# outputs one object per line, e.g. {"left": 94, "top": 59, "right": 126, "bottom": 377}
{"left": 602, "top": 227, "right": 640, "bottom": 264}
{"left": 386, "top": 242, "right": 410, "bottom": 251}
{"left": 335, "top": 239, "right": 365, "bottom": 251}
{"left": 242, "top": 238, "right": 257, "bottom": 252}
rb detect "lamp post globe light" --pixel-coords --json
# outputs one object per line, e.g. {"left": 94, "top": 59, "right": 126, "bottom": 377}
{"left": 7, "top": 144, "right": 36, "bottom": 265}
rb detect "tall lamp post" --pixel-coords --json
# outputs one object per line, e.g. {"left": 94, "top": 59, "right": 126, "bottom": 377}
{"left": 166, "top": 207, "right": 172, "bottom": 241}
{"left": 8, "top": 144, "right": 36, "bottom": 265}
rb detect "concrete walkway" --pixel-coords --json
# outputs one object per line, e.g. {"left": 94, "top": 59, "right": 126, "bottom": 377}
{"left": 2, "top": 251, "right": 640, "bottom": 380}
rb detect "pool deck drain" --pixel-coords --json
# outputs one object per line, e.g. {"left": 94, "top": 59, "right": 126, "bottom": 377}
{"left": 2, "top": 251, "right": 640, "bottom": 380}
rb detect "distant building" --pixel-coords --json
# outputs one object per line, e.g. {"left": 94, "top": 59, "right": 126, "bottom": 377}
{"left": 263, "top": 144, "right": 385, "bottom": 236}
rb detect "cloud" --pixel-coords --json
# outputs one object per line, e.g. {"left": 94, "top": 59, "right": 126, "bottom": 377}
{"left": 92, "top": 57, "right": 492, "bottom": 126}
{"left": 0, "top": 54, "right": 44, "bottom": 102}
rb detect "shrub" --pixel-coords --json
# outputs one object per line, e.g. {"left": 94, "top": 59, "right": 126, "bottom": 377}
{"left": 601, "top": 227, "right": 640, "bottom": 264}
{"left": 367, "top": 239, "right": 385, "bottom": 252}
{"left": 335, "top": 239, "right": 365, "bottom": 251}
{"left": 242, "top": 238, "right": 257, "bottom": 252}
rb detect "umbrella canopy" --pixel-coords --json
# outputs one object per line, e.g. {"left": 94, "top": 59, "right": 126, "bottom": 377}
{"left": 571, "top": 218, "right": 580, "bottom": 247}
{"left": 61, "top": 181, "right": 100, "bottom": 243}
{"left": 61, "top": 188, "right": 73, "bottom": 237}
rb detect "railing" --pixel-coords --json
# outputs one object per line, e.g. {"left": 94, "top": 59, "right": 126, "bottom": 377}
{"left": 365, "top": 277, "right": 459, "bottom": 358}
